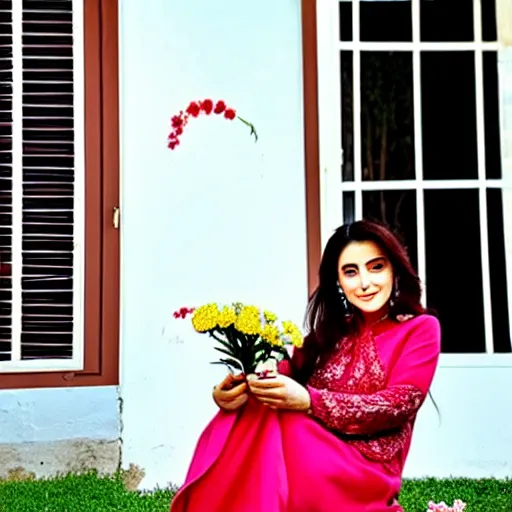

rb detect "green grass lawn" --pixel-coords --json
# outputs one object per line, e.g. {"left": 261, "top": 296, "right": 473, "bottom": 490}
{"left": 0, "top": 472, "right": 511, "bottom": 511}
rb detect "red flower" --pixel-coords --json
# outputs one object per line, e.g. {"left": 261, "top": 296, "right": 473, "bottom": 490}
{"left": 186, "top": 101, "right": 201, "bottom": 117}
{"left": 200, "top": 99, "right": 213, "bottom": 115}
{"left": 171, "top": 115, "right": 184, "bottom": 128}
{"left": 213, "top": 100, "right": 226, "bottom": 114}
{"left": 168, "top": 98, "right": 257, "bottom": 150}
{"left": 173, "top": 307, "right": 195, "bottom": 319}
{"left": 224, "top": 108, "right": 236, "bottom": 120}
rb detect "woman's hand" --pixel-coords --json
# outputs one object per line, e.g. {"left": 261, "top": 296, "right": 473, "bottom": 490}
{"left": 247, "top": 374, "right": 311, "bottom": 412}
{"left": 213, "top": 373, "right": 249, "bottom": 411}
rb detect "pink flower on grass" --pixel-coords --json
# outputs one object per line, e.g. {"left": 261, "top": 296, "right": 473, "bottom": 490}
{"left": 427, "top": 500, "right": 466, "bottom": 512}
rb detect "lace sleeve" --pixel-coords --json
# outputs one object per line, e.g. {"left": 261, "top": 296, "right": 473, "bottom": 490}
{"left": 308, "top": 315, "right": 441, "bottom": 436}
{"left": 307, "top": 384, "right": 424, "bottom": 435}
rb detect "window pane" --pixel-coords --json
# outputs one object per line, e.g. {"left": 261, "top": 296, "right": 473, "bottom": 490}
{"left": 343, "top": 191, "right": 354, "bottom": 224}
{"left": 339, "top": 1, "right": 352, "bottom": 42}
{"left": 482, "top": 0, "right": 498, "bottom": 42}
{"left": 0, "top": 270, "right": 11, "bottom": 361}
{"left": 421, "top": 0, "right": 474, "bottom": 42}
{"left": 487, "top": 189, "right": 511, "bottom": 353}
{"left": 362, "top": 190, "right": 418, "bottom": 270}
{"left": 0, "top": 14, "right": 12, "bottom": 362}
{"left": 421, "top": 52, "right": 478, "bottom": 180}
{"left": 361, "top": 52, "right": 415, "bottom": 181}
{"left": 484, "top": 52, "right": 502, "bottom": 179}
{"left": 20, "top": 1, "right": 76, "bottom": 361}
{"left": 360, "top": 1, "right": 412, "bottom": 42}
{"left": 341, "top": 51, "right": 354, "bottom": 182}
{"left": 425, "top": 189, "right": 485, "bottom": 353}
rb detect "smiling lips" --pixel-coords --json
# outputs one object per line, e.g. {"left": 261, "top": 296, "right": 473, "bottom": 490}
{"left": 357, "top": 292, "right": 378, "bottom": 302}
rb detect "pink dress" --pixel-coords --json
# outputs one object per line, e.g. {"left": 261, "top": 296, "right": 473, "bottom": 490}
{"left": 170, "top": 314, "right": 441, "bottom": 512}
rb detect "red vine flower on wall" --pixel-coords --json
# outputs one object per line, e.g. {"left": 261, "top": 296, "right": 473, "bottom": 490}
{"left": 173, "top": 307, "right": 195, "bottom": 319}
{"left": 167, "top": 99, "right": 258, "bottom": 150}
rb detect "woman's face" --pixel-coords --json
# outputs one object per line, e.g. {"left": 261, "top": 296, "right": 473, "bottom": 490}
{"left": 337, "top": 240, "right": 394, "bottom": 320}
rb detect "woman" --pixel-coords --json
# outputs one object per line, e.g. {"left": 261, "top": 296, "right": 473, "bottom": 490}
{"left": 170, "top": 220, "right": 441, "bottom": 512}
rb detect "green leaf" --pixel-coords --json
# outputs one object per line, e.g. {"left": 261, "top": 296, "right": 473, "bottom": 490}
{"left": 211, "top": 358, "right": 243, "bottom": 372}
{"left": 210, "top": 330, "right": 235, "bottom": 350}
{"left": 215, "top": 337, "right": 236, "bottom": 353}
{"left": 213, "top": 346, "right": 236, "bottom": 359}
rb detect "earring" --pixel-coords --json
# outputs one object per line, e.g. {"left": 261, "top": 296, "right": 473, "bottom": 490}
{"left": 337, "top": 282, "right": 352, "bottom": 319}
{"left": 389, "top": 278, "right": 400, "bottom": 308}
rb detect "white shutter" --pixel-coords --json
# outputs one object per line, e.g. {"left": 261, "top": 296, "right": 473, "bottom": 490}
{"left": 0, "top": 0, "right": 84, "bottom": 372}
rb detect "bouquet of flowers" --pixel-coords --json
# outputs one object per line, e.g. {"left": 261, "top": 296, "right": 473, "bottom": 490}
{"left": 427, "top": 500, "right": 466, "bottom": 512}
{"left": 173, "top": 302, "right": 303, "bottom": 375}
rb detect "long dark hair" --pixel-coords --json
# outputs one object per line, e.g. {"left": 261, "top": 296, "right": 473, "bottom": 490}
{"left": 295, "top": 220, "right": 426, "bottom": 384}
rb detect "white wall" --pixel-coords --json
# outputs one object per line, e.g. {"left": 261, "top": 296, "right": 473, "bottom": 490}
{"left": 405, "top": 367, "right": 512, "bottom": 478}
{"left": 119, "top": 0, "right": 308, "bottom": 489}
{"left": 119, "top": 0, "right": 512, "bottom": 490}
{"left": 0, "top": 386, "right": 120, "bottom": 478}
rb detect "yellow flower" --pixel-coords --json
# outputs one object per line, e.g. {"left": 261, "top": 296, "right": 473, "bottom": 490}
{"left": 218, "top": 306, "right": 236, "bottom": 328}
{"left": 263, "top": 310, "right": 277, "bottom": 324}
{"left": 261, "top": 324, "right": 282, "bottom": 346}
{"left": 191, "top": 303, "right": 220, "bottom": 332}
{"left": 234, "top": 305, "right": 261, "bottom": 336}
{"left": 282, "top": 320, "right": 303, "bottom": 348}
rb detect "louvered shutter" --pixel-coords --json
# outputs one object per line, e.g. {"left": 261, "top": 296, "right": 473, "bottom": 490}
{"left": 0, "top": 0, "right": 83, "bottom": 371}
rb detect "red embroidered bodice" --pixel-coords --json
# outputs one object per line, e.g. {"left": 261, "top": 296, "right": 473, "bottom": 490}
{"left": 285, "top": 315, "right": 441, "bottom": 463}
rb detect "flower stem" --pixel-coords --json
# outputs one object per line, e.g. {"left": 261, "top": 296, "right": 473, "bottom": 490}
{"left": 210, "top": 331, "right": 229, "bottom": 345}
{"left": 237, "top": 116, "right": 258, "bottom": 143}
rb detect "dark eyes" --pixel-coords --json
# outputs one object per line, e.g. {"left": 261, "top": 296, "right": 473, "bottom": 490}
{"left": 342, "top": 262, "right": 385, "bottom": 276}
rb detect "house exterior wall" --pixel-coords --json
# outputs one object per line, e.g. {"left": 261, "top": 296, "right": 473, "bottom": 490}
{"left": 119, "top": 0, "right": 512, "bottom": 489}
{"left": 118, "top": 0, "right": 308, "bottom": 489}
{"left": 498, "top": 0, "right": 512, "bottom": 44}
{"left": 0, "top": 386, "right": 120, "bottom": 479}
{"left": 1, "top": 0, "right": 511, "bottom": 491}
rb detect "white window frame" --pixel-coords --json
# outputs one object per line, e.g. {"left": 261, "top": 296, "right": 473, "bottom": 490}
{"left": 316, "top": 0, "right": 512, "bottom": 367}
{"left": 0, "top": 0, "right": 85, "bottom": 373}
